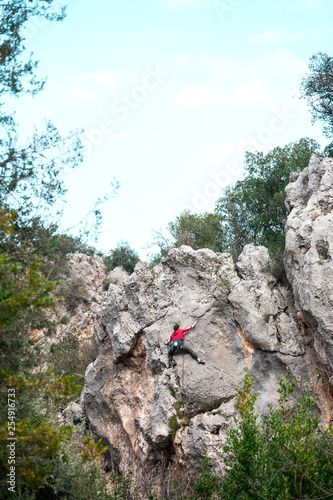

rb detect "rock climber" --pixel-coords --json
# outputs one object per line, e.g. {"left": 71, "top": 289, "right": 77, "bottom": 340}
{"left": 165, "top": 320, "right": 205, "bottom": 368}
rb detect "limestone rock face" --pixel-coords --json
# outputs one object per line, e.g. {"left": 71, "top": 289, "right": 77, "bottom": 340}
{"left": 81, "top": 155, "right": 333, "bottom": 477}
{"left": 229, "top": 245, "right": 304, "bottom": 356}
{"left": 49, "top": 254, "right": 128, "bottom": 341}
{"left": 284, "top": 154, "right": 333, "bottom": 372}
{"left": 82, "top": 244, "right": 327, "bottom": 476}
{"left": 56, "top": 253, "right": 109, "bottom": 338}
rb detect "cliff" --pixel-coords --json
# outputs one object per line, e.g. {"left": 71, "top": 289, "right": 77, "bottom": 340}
{"left": 81, "top": 154, "right": 333, "bottom": 477}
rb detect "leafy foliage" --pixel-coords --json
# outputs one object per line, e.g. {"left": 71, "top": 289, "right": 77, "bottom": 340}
{"left": 161, "top": 138, "right": 321, "bottom": 265}
{"left": 300, "top": 52, "right": 333, "bottom": 139}
{"left": 48, "top": 330, "right": 98, "bottom": 389}
{"left": 193, "top": 458, "right": 221, "bottom": 499}
{"left": 0, "top": 1, "right": 119, "bottom": 267}
{"left": 0, "top": 2, "right": 83, "bottom": 230}
{"left": 104, "top": 241, "right": 140, "bottom": 274}
{"left": 215, "top": 138, "right": 321, "bottom": 260}
{"left": 0, "top": 366, "right": 78, "bottom": 490}
{"left": 0, "top": 0, "right": 66, "bottom": 100}
{"left": 0, "top": 250, "right": 56, "bottom": 328}
{"left": 193, "top": 370, "right": 333, "bottom": 499}
{"left": 0, "top": 208, "right": 58, "bottom": 373}
{"left": 168, "top": 210, "right": 226, "bottom": 253}
{"left": 0, "top": 3, "right": 111, "bottom": 495}
{"left": 37, "top": 441, "right": 114, "bottom": 500}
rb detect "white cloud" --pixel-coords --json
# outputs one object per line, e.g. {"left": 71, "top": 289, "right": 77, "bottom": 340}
{"left": 293, "top": 0, "right": 325, "bottom": 8}
{"left": 162, "top": 0, "right": 211, "bottom": 9}
{"left": 172, "top": 83, "right": 225, "bottom": 107}
{"left": 227, "top": 79, "right": 271, "bottom": 104}
{"left": 171, "top": 51, "right": 306, "bottom": 109}
{"left": 276, "top": 0, "right": 326, "bottom": 10}
{"left": 113, "top": 134, "right": 132, "bottom": 143}
{"left": 144, "top": 144, "right": 161, "bottom": 155}
{"left": 198, "top": 141, "right": 239, "bottom": 162}
{"left": 246, "top": 31, "right": 298, "bottom": 45}
{"left": 55, "top": 71, "right": 125, "bottom": 103}
{"left": 198, "top": 51, "right": 305, "bottom": 86}
{"left": 174, "top": 54, "right": 192, "bottom": 67}
{"left": 56, "top": 83, "right": 94, "bottom": 103}
{"left": 198, "top": 56, "right": 240, "bottom": 73}
{"left": 82, "top": 72, "right": 124, "bottom": 86}
{"left": 67, "top": 85, "right": 94, "bottom": 101}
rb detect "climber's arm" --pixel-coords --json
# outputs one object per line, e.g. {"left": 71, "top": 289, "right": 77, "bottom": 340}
{"left": 183, "top": 320, "right": 197, "bottom": 335}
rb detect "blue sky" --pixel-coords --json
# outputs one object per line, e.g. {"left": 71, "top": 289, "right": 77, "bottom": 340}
{"left": 12, "top": 0, "right": 333, "bottom": 259}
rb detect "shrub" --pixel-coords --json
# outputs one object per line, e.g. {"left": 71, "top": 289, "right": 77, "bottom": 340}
{"left": 193, "top": 370, "right": 333, "bottom": 499}
{"left": 220, "top": 370, "right": 333, "bottom": 499}
{"left": 59, "top": 278, "right": 89, "bottom": 312}
{"left": 102, "top": 279, "right": 111, "bottom": 291}
{"left": 104, "top": 242, "right": 139, "bottom": 274}
{"left": 193, "top": 458, "right": 221, "bottom": 500}
{"left": 49, "top": 330, "right": 98, "bottom": 390}
{"left": 168, "top": 415, "right": 181, "bottom": 439}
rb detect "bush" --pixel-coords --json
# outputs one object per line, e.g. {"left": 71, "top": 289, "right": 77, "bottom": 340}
{"left": 102, "top": 279, "right": 111, "bottom": 291}
{"left": 220, "top": 370, "right": 333, "bottom": 499}
{"left": 49, "top": 330, "right": 98, "bottom": 390}
{"left": 59, "top": 277, "right": 89, "bottom": 312}
{"left": 193, "top": 458, "right": 221, "bottom": 499}
{"left": 104, "top": 242, "right": 139, "bottom": 274}
{"left": 193, "top": 370, "right": 333, "bottom": 499}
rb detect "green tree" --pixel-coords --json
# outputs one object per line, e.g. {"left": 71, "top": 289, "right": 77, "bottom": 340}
{"left": 0, "top": 205, "right": 59, "bottom": 373}
{"left": 215, "top": 138, "right": 321, "bottom": 261}
{"left": 300, "top": 52, "right": 333, "bottom": 141}
{"left": 0, "top": 1, "right": 79, "bottom": 226}
{"left": 168, "top": 210, "right": 226, "bottom": 253}
{"left": 104, "top": 241, "right": 140, "bottom": 274}
{"left": 0, "top": 1, "right": 66, "bottom": 100}
{"left": 0, "top": 210, "right": 77, "bottom": 492}
{"left": 0, "top": 0, "right": 118, "bottom": 266}
{"left": 0, "top": 4, "right": 110, "bottom": 495}
{"left": 48, "top": 330, "right": 98, "bottom": 387}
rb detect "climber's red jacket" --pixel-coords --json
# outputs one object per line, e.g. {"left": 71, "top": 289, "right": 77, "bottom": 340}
{"left": 167, "top": 326, "right": 193, "bottom": 343}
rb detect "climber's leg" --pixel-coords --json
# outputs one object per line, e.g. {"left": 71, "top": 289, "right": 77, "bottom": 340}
{"left": 182, "top": 346, "right": 205, "bottom": 364}
{"left": 168, "top": 344, "right": 179, "bottom": 368}
{"left": 168, "top": 347, "right": 174, "bottom": 368}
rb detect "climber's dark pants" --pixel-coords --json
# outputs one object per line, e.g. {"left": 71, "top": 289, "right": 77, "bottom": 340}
{"left": 168, "top": 341, "right": 198, "bottom": 366}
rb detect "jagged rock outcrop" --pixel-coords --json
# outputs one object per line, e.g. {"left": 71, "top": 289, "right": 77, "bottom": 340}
{"left": 55, "top": 253, "right": 111, "bottom": 338}
{"left": 82, "top": 155, "right": 333, "bottom": 478}
{"left": 39, "top": 254, "right": 129, "bottom": 344}
{"left": 285, "top": 155, "right": 333, "bottom": 370}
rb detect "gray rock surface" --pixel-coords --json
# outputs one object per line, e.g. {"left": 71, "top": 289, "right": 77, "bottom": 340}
{"left": 82, "top": 242, "right": 331, "bottom": 476}
{"left": 285, "top": 154, "right": 333, "bottom": 372}
{"left": 45, "top": 255, "right": 129, "bottom": 344}
{"left": 61, "top": 402, "right": 86, "bottom": 437}
{"left": 80, "top": 155, "right": 333, "bottom": 478}
{"left": 230, "top": 245, "right": 304, "bottom": 356}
